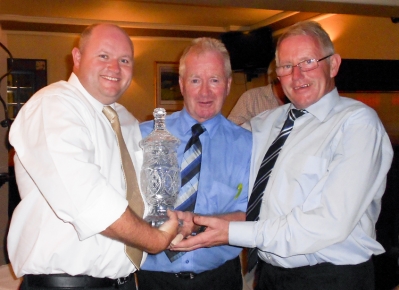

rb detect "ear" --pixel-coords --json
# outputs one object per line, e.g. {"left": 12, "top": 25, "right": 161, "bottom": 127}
{"left": 71, "top": 47, "right": 82, "bottom": 69}
{"left": 329, "top": 53, "right": 341, "bottom": 78}
{"left": 226, "top": 76, "right": 232, "bottom": 96}
{"left": 179, "top": 76, "right": 185, "bottom": 97}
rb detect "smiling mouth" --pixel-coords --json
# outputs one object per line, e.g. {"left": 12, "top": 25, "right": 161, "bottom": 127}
{"left": 294, "top": 84, "right": 310, "bottom": 90}
{"left": 102, "top": 75, "right": 119, "bottom": 81}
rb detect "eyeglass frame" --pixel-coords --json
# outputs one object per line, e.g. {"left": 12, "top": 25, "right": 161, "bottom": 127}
{"left": 276, "top": 54, "right": 334, "bottom": 77}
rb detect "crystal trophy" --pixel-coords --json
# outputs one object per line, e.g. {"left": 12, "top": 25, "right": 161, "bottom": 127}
{"left": 140, "top": 108, "right": 181, "bottom": 227}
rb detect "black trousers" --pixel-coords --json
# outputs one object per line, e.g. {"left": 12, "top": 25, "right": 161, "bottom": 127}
{"left": 136, "top": 256, "right": 242, "bottom": 290}
{"left": 255, "top": 258, "right": 375, "bottom": 290}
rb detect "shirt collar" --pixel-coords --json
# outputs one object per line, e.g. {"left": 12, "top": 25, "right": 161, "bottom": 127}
{"left": 179, "top": 107, "right": 222, "bottom": 138}
{"left": 68, "top": 73, "right": 116, "bottom": 113}
{"left": 289, "top": 87, "right": 340, "bottom": 122}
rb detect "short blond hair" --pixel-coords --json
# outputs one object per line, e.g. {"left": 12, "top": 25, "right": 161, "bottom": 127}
{"left": 179, "top": 37, "right": 232, "bottom": 78}
{"left": 276, "top": 21, "right": 335, "bottom": 64}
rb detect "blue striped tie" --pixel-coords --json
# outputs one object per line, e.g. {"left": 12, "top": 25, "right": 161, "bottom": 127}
{"left": 246, "top": 109, "right": 307, "bottom": 272}
{"left": 174, "top": 123, "right": 205, "bottom": 211}
{"left": 165, "top": 123, "right": 205, "bottom": 262}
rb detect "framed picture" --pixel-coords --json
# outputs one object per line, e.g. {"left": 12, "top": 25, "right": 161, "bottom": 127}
{"left": 155, "top": 62, "right": 184, "bottom": 112}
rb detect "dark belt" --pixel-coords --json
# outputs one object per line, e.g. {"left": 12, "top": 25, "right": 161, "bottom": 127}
{"left": 173, "top": 256, "right": 240, "bottom": 280}
{"left": 25, "top": 273, "right": 135, "bottom": 288}
{"left": 174, "top": 272, "right": 196, "bottom": 279}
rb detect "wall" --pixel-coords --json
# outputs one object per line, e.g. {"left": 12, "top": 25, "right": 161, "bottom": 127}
{"left": 319, "top": 14, "right": 399, "bottom": 144}
{"left": 4, "top": 33, "right": 251, "bottom": 122}
{"left": 3, "top": 15, "right": 399, "bottom": 122}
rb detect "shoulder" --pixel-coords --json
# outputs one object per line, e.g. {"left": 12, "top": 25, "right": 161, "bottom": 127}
{"left": 139, "top": 120, "right": 154, "bottom": 137}
{"left": 240, "top": 85, "right": 270, "bottom": 98}
{"left": 334, "top": 96, "right": 382, "bottom": 128}
{"left": 115, "top": 103, "right": 140, "bottom": 127}
{"left": 18, "top": 80, "right": 94, "bottom": 118}
{"left": 219, "top": 117, "right": 252, "bottom": 145}
{"left": 251, "top": 104, "right": 287, "bottom": 129}
{"left": 34, "top": 80, "right": 84, "bottom": 100}
{"left": 140, "top": 111, "right": 182, "bottom": 138}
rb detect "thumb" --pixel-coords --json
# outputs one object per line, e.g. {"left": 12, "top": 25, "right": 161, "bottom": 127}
{"left": 193, "top": 215, "right": 210, "bottom": 227}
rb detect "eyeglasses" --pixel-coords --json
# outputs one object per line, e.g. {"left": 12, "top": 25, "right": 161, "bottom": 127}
{"left": 276, "top": 54, "right": 333, "bottom": 77}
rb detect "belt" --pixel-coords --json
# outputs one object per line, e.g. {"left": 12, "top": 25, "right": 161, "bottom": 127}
{"left": 174, "top": 272, "right": 196, "bottom": 279}
{"left": 25, "top": 273, "right": 135, "bottom": 288}
{"left": 173, "top": 256, "right": 240, "bottom": 280}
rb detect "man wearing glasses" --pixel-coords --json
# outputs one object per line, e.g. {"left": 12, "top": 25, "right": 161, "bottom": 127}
{"left": 170, "top": 21, "right": 393, "bottom": 290}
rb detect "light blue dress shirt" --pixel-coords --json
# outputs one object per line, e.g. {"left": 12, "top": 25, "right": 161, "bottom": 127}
{"left": 140, "top": 108, "right": 252, "bottom": 273}
{"left": 230, "top": 88, "right": 393, "bottom": 268}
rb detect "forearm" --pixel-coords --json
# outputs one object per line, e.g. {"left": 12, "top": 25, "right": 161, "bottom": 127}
{"left": 102, "top": 207, "right": 178, "bottom": 254}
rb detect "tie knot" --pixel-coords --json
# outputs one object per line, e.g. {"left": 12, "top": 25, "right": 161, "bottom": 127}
{"left": 290, "top": 109, "right": 307, "bottom": 120}
{"left": 103, "top": 106, "right": 117, "bottom": 122}
{"left": 191, "top": 123, "right": 205, "bottom": 138}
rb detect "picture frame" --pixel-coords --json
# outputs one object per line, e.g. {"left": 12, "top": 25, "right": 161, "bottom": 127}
{"left": 155, "top": 61, "right": 184, "bottom": 112}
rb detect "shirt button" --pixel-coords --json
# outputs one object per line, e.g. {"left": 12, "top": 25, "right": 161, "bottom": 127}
{"left": 185, "top": 260, "right": 189, "bottom": 264}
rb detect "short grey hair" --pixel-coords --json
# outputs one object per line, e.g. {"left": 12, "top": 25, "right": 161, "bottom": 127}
{"left": 276, "top": 21, "right": 335, "bottom": 64}
{"left": 179, "top": 37, "right": 232, "bottom": 78}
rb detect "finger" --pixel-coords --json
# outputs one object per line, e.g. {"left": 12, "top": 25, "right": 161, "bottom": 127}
{"left": 166, "top": 209, "right": 178, "bottom": 221}
{"left": 170, "top": 235, "right": 203, "bottom": 249}
{"left": 159, "top": 212, "right": 179, "bottom": 235}
{"left": 193, "top": 215, "right": 211, "bottom": 226}
{"left": 171, "top": 243, "right": 203, "bottom": 252}
{"left": 170, "top": 233, "right": 184, "bottom": 246}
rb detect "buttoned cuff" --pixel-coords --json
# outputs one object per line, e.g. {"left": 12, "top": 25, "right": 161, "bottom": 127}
{"left": 229, "top": 221, "right": 257, "bottom": 248}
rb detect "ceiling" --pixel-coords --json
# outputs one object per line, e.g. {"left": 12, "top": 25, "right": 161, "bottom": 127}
{"left": 0, "top": 0, "right": 399, "bottom": 38}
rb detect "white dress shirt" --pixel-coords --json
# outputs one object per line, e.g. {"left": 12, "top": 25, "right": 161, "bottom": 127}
{"left": 8, "top": 73, "right": 146, "bottom": 278}
{"left": 230, "top": 88, "right": 393, "bottom": 268}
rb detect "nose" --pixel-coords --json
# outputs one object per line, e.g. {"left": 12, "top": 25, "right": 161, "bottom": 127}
{"left": 107, "top": 59, "right": 121, "bottom": 72}
{"left": 199, "top": 83, "right": 210, "bottom": 96}
{"left": 291, "top": 64, "right": 303, "bottom": 79}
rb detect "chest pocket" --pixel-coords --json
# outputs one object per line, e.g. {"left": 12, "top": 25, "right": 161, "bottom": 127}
{"left": 197, "top": 181, "right": 243, "bottom": 215}
{"left": 286, "top": 154, "right": 329, "bottom": 200}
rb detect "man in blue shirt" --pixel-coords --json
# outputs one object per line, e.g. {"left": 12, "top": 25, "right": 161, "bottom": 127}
{"left": 137, "top": 38, "right": 252, "bottom": 290}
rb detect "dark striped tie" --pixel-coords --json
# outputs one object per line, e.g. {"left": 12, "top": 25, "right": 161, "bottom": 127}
{"left": 174, "top": 123, "right": 205, "bottom": 211}
{"left": 165, "top": 123, "right": 205, "bottom": 262}
{"left": 246, "top": 109, "right": 307, "bottom": 272}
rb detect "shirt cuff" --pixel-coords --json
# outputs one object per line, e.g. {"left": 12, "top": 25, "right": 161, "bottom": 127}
{"left": 229, "top": 221, "right": 257, "bottom": 248}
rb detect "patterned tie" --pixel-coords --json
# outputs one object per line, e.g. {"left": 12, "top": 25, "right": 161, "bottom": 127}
{"left": 165, "top": 123, "right": 205, "bottom": 262}
{"left": 175, "top": 123, "right": 205, "bottom": 211}
{"left": 246, "top": 108, "right": 307, "bottom": 272}
{"left": 103, "top": 106, "right": 145, "bottom": 269}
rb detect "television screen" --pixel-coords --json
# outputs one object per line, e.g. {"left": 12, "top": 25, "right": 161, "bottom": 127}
{"left": 221, "top": 26, "right": 275, "bottom": 73}
{"left": 335, "top": 59, "right": 399, "bottom": 92}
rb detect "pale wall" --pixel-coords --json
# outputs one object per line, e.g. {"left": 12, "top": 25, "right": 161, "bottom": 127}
{"left": 0, "top": 14, "right": 399, "bottom": 265}
{"left": 319, "top": 15, "right": 399, "bottom": 144}
{"left": 3, "top": 33, "right": 252, "bottom": 122}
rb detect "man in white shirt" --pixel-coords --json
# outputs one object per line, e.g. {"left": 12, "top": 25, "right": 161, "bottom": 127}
{"left": 7, "top": 23, "right": 178, "bottom": 290}
{"left": 170, "top": 21, "right": 393, "bottom": 290}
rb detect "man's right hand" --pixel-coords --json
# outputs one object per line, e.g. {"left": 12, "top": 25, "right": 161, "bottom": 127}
{"left": 101, "top": 207, "right": 179, "bottom": 254}
{"left": 157, "top": 210, "right": 179, "bottom": 249}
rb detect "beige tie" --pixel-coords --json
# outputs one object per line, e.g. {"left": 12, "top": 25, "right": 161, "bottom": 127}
{"left": 103, "top": 106, "right": 145, "bottom": 269}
